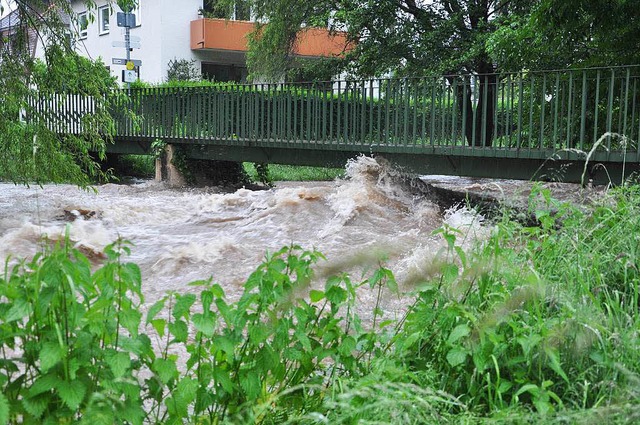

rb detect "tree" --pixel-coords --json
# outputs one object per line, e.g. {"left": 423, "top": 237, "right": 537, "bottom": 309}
{"left": 229, "top": 0, "right": 533, "bottom": 146}
{"left": 488, "top": 0, "right": 640, "bottom": 71}
{"left": 0, "top": 1, "right": 136, "bottom": 185}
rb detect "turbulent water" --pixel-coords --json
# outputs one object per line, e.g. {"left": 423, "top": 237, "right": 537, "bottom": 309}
{"left": 0, "top": 157, "right": 488, "bottom": 321}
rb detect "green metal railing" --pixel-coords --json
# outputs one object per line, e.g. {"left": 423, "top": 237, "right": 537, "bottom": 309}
{"left": 30, "top": 66, "right": 640, "bottom": 162}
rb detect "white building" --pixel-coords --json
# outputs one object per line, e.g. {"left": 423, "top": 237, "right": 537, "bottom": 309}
{"left": 68, "top": 0, "right": 351, "bottom": 84}
{"left": 69, "top": 0, "right": 202, "bottom": 83}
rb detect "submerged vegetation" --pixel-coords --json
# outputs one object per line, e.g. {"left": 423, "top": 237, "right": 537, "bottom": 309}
{"left": 1, "top": 185, "right": 639, "bottom": 423}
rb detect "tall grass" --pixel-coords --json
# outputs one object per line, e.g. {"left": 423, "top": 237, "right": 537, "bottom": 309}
{"left": 1, "top": 186, "right": 639, "bottom": 423}
{"left": 243, "top": 163, "right": 344, "bottom": 182}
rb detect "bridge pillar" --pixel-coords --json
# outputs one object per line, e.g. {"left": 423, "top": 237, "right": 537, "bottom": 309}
{"left": 155, "top": 144, "right": 186, "bottom": 187}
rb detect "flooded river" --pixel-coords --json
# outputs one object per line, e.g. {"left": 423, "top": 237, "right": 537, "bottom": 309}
{"left": 0, "top": 157, "right": 502, "bottom": 320}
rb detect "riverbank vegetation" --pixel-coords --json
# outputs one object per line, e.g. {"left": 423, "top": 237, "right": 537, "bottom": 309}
{"left": 1, "top": 185, "right": 638, "bottom": 424}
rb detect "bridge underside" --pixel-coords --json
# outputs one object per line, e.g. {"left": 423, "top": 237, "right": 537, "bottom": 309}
{"left": 109, "top": 136, "right": 639, "bottom": 185}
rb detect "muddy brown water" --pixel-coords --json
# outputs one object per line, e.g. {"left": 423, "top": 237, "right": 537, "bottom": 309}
{"left": 0, "top": 157, "right": 598, "bottom": 322}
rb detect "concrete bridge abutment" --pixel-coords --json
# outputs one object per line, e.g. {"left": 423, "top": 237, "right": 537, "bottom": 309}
{"left": 155, "top": 144, "right": 249, "bottom": 187}
{"left": 155, "top": 144, "right": 187, "bottom": 187}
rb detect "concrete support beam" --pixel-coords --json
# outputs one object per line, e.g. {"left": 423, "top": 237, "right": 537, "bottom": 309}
{"left": 155, "top": 144, "right": 186, "bottom": 187}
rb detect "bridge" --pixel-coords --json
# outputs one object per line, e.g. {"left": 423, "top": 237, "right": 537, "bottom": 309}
{"left": 30, "top": 66, "right": 640, "bottom": 184}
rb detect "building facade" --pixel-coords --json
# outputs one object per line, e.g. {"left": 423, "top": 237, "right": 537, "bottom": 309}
{"left": 69, "top": 0, "right": 350, "bottom": 84}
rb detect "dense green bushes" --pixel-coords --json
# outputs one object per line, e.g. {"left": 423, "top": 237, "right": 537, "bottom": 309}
{"left": 1, "top": 187, "right": 640, "bottom": 423}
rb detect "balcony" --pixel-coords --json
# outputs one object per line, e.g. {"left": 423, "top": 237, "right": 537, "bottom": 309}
{"left": 190, "top": 18, "right": 351, "bottom": 58}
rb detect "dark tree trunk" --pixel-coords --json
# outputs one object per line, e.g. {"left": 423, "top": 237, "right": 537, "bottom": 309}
{"left": 475, "top": 71, "right": 496, "bottom": 147}
{"left": 452, "top": 61, "right": 497, "bottom": 147}
{"left": 452, "top": 75, "right": 475, "bottom": 145}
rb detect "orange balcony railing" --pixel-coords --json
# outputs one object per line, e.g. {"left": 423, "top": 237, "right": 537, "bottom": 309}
{"left": 190, "top": 18, "right": 352, "bottom": 58}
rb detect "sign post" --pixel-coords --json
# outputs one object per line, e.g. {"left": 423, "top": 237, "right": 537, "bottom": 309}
{"left": 115, "top": 11, "right": 138, "bottom": 89}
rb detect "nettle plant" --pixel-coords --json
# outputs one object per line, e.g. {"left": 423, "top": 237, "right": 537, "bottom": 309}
{"left": 0, "top": 238, "right": 393, "bottom": 424}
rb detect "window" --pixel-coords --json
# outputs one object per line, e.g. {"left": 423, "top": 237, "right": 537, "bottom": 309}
{"left": 201, "top": 1, "right": 250, "bottom": 21}
{"left": 78, "top": 11, "right": 88, "bottom": 39}
{"left": 233, "top": 1, "right": 250, "bottom": 21}
{"left": 98, "top": 6, "right": 110, "bottom": 35}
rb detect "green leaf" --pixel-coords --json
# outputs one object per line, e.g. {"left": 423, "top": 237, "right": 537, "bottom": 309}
{"left": 240, "top": 371, "right": 261, "bottom": 401}
{"left": 325, "top": 285, "right": 347, "bottom": 305}
{"left": 442, "top": 264, "right": 459, "bottom": 285}
{"left": 168, "top": 320, "right": 188, "bottom": 343}
{"left": 544, "top": 347, "right": 569, "bottom": 383}
{"left": 295, "top": 329, "right": 312, "bottom": 352}
{"left": 6, "top": 298, "right": 30, "bottom": 322}
{"left": 213, "top": 368, "right": 234, "bottom": 393}
{"left": 339, "top": 336, "right": 356, "bottom": 356}
{"left": 0, "top": 392, "right": 9, "bottom": 425}
{"left": 446, "top": 347, "right": 468, "bottom": 367}
{"left": 121, "top": 262, "right": 142, "bottom": 290}
{"left": 56, "top": 379, "right": 86, "bottom": 410}
{"left": 248, "top": 323, "right": 270, "bottom": 344}
{"left": 213, "top": 336, "right": 236, "bottom": 357}
{"left": 201, "top": 290, "right": 214, "bottom": 312}
{"left": 106, "top": 351, "right": 131, "bottom": 378}
{"left": 29, "top": 373, "right": 61, "bottom": 396}
{"left": 153, "top": 358, "right": 179, "bottom": 385}
{"left": 401, "top": 332, "right": 421, "bottom": 351}
{"left": 146, "top": 298, "right": 166, "bottom": 324}
{"left": 120, "top": 308, "right": 142, "bottom": 337}
{"left": 22, "top": 395, "right": 48, "bottom": 418}
{"left": 309, "top": 289, "right": 324, "bottom": 302}
{"left": 447, "top": 324, "right": 471, "bottom": 345}
{"left": 150, "top": 319, "right": 167, "bottom": 338}
{"left": 497, "top": 380, "right": 513, "bottom": 394}
{"left": 165, "top": 377, "right": 198, "bottom": 417}
{"left": 172, "top": 294, "right": 196, "bottom": 320}
{"left": 40, "top": 341, "right": 64, "bottom": 372}
{"left": 193, "top": 313, "right": 215, "bottom": 337}
{"left": 209, "top": 283, "right": 225, "bottom": 298}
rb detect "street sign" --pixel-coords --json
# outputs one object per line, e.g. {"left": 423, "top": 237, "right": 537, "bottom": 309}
{"left": 122, "top": 70, "right": 137, "bottom": 83}
{"left": 112, "top": 58, "right": 142, "bottom": 66}
{"left": 116, "top": 12, "right": 136, "bottom": 28}
{"left": 126, "top": 61, "right": 135, "bottom": 70}
{"left": 129, "top": 35, "right": 141, "bottom": 42}
{"left": 112, "top": 40, "right": 141, "bottom": 49}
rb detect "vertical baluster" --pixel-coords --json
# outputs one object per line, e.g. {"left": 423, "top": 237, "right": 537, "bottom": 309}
{"left": 492, "top": 75, "right": 498, "bottom": 148}
{"left": 420, "top": 78, "right": 427, "bottom": 147}
{"left": 553, "top": 73, "right": 560, "bottom": 151}
{"left": 361, "top": 80, "right": 366, "bottom": 145}
{"left": 452, "top": 79, "right": 458, "bottom": 146}
{"left": 330, "top": 83, "right": 335, "bottom": 144}
{"left": 404, "top": 79, "right": 410, "bottom": 146}
{"left": 606, "top": 69, "right": 615, "bottom": 152}
{"left": 540, "top": 74, "right": 547, "bottom": 149}
{"left": 516, "top": 73, "right": 523, "bottom": 150}
{"left": 622, "top": 68, "right": 631, "bottom": 141}
{"left": 566, "top": 71, "right": 574, "bottom": 149}
{"left": 441, "top": 78, "right": 446, "bottom": 146}
{"left": 528, "top": 75, "right": 535, "bottom": 152}
{"left": 461, "top": 77, "right": 468, "bottom": 148}
{"left": 385, "top": 79, "right": 390, "bottom": 145}
{"left": 481, "top": 75, "right": 488, "bottom": 148}
{"left": 430, "top": 79, "right": 436, "bottom": 146}
{"left": 471, "top": 75, "right": 478, "bottom": 149}
{"left": 579, "top": 71, "right": 587, "bottom": 152}
{"left": 368, "top": 80, "right": 374, "bottom": 146}
{"left": 630, "top": 76, "right": 637, "bottom": 142}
